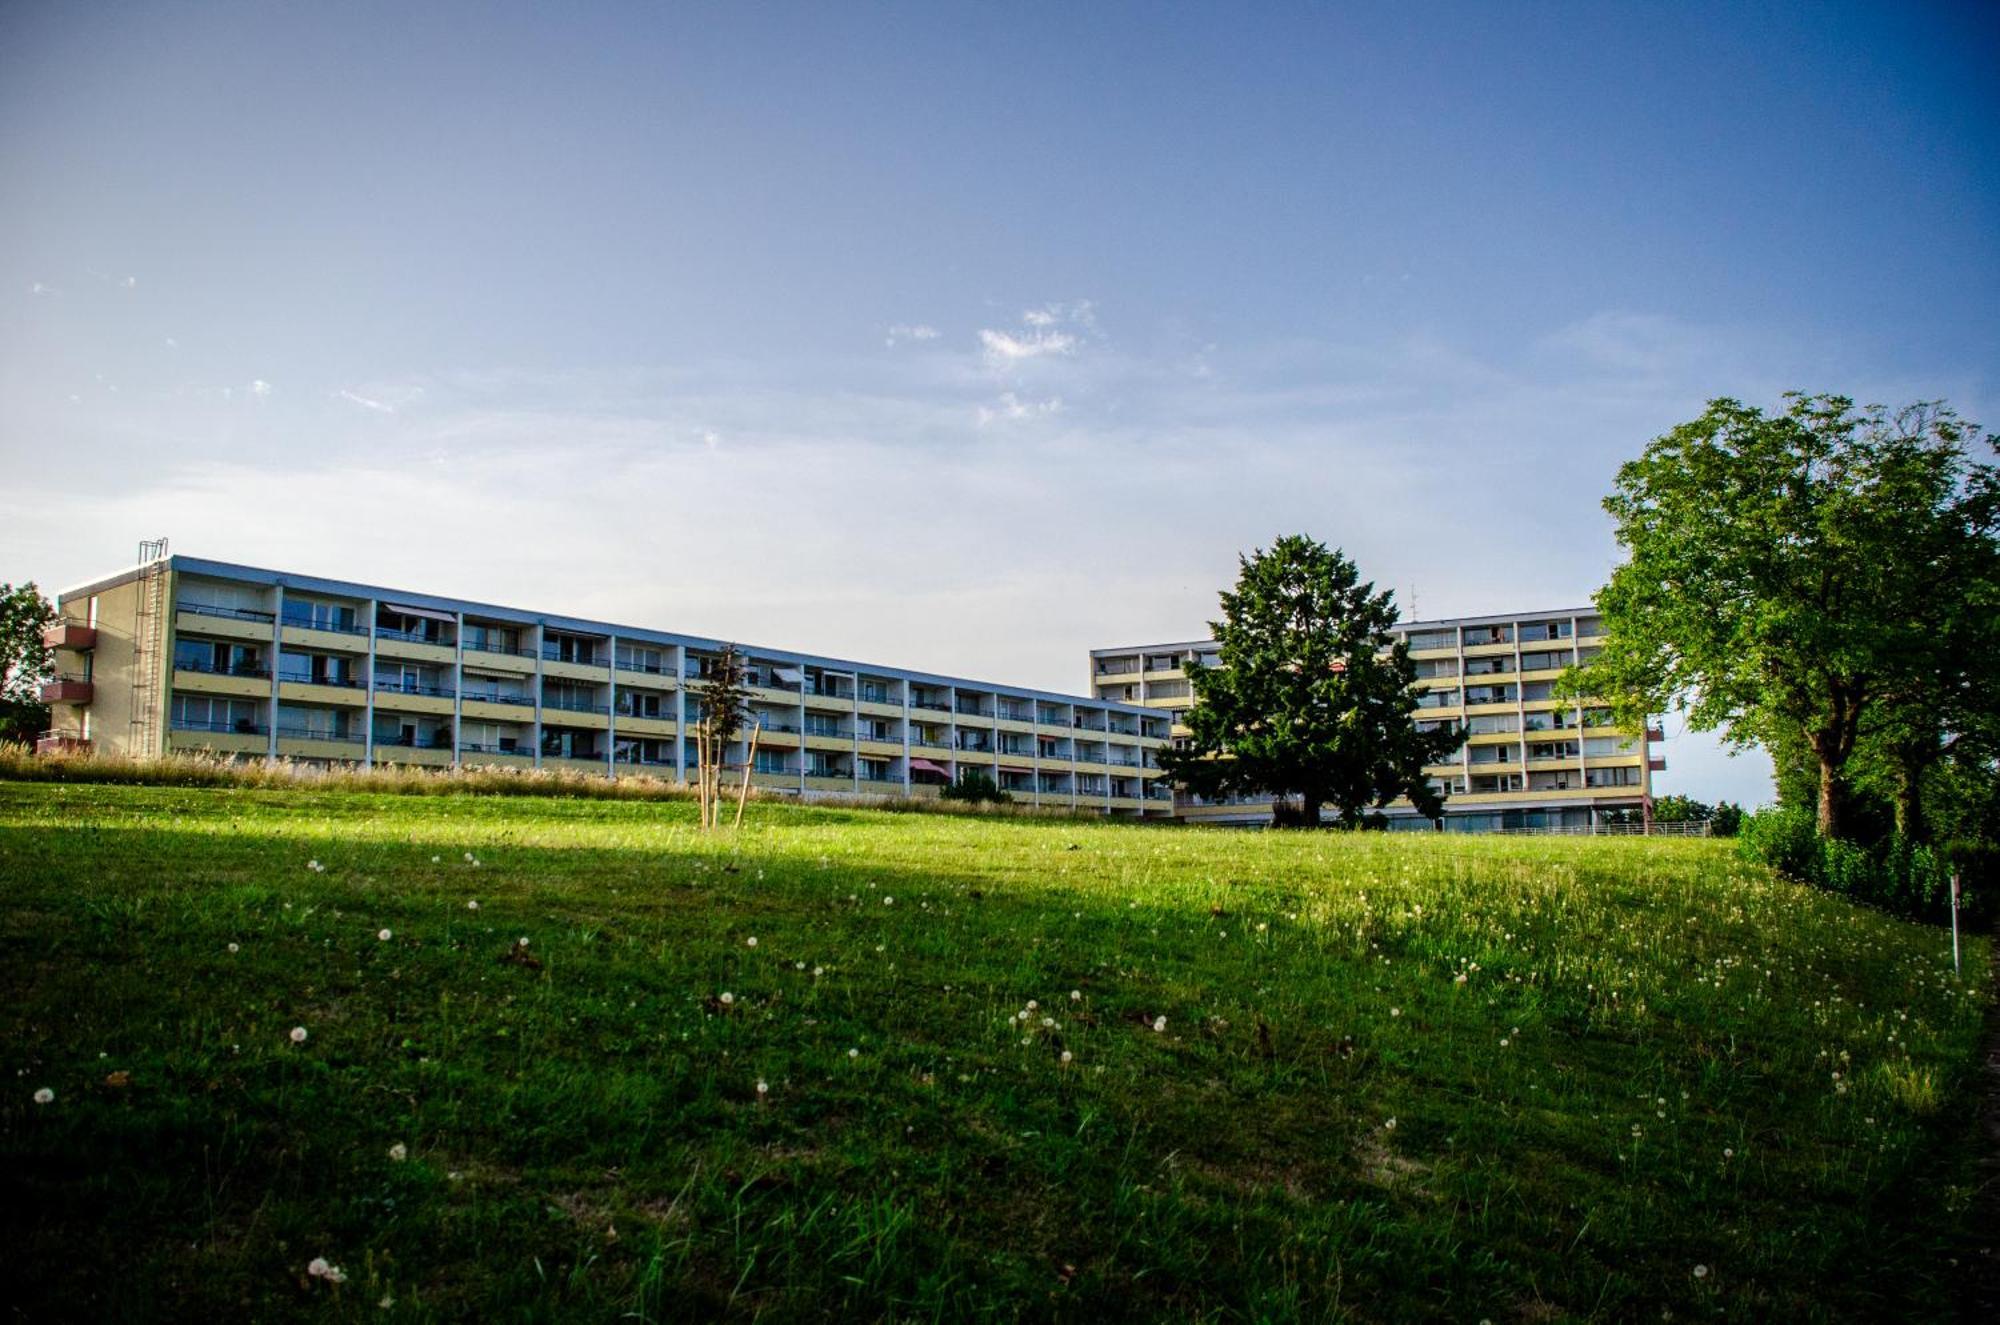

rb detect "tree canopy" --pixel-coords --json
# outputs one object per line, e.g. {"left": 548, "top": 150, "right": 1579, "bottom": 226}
{"left": 1158, "top": 535, "right": 1460, "bottom": 828}
{"left": 1566, "top": 394, "right": 1999, "bottom": 841}
{"left": 0, "top": 582, "right": 55, "bottom": 745}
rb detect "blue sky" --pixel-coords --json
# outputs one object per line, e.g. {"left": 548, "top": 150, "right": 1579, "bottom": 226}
{"left": 4, "top": 1, "right": 1996, "bottom": 806}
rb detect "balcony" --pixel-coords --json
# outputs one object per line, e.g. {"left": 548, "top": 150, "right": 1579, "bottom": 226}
{"left": 39, "top": 676, "right": 92, "bottom": 704}
{"left": 42, "top": 622, "right": 96, "bottom": 651}
{"left": 36, "top": 733, "right": 91, "bottom": 756}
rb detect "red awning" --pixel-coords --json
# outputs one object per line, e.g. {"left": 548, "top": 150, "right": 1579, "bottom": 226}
{"left": 909, "top": 758, "right": 949, "bottom": 776}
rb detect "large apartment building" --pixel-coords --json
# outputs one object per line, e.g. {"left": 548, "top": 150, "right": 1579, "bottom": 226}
{"left": 38, "top": 554, "right": 1175, "bottom": 816}
{"left": 1090, "top": 609, "right": 1664, "bottom": 831}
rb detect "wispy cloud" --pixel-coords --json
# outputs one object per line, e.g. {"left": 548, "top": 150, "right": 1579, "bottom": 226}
{"left": 884, "top": 323, "right": 940, "bottom": 348}
{"left": 976, "top": 392, "right": 1063, "bottom": 425}
{"left": 977, "top": 302, "right": 1097, "bottom": 368}
{"left": 336, "top": 388, "right": 396, "bottom": 413}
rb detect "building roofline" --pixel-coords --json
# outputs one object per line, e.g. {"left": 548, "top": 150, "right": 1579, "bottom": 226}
{"left": 115, "top": 554, "right": 1165, "bottom": 718}
{"left": 1091, "top": 607, "right": 1601, "bottom": 656}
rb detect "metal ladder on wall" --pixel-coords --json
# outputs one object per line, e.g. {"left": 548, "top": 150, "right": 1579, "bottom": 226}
{"left": 129, "top": 538, "right": 170, "bottom": 757}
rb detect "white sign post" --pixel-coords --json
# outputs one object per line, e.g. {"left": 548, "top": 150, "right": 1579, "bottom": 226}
{"left": 1949, "top": 871, "right": 1961, "bottom": 977}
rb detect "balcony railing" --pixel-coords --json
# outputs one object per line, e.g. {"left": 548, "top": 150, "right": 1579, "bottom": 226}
{"left": 543, "top": 696, "right": 612, "bottom": 715}
{"left": 279, "top": 672, "right": 365, "bottom": 689}
{"left": 616, "top": 659, "right": 671, "bottom": 675}
{"left": 281, "top": 615, "right": 369, "bottom": 637}
{"left": 374, "top": 626, "right": 453, "bottom": 646}
{"left": 463, "top": 638, "right": 536, "bottom": 658}
{"left": 173, "top": 718, "right": 269, "bottom": 736}
{"left": 541, "top": 647, "right": 603, "bottom": 666}
{"left": 374, "top": 679, "right": 455, "bottom": 698}
{"left": 181, "top": 602, "right": 275, "bottom": 624}
{"left": 460, "top": 741, "right": 530, "bottom": 756}
{"left": 373, "top": 734, "right": 454, "bottom": 750}
{"left": 177, "top": 658, "right": 271, "bottom": 679}
{"left": 461, "top": 690, "right": 534, "bottom": 707}
{"left": 277, "top": 726, "right": 364, "bottom": 744}
{"left": 40, "top": 677, "right": 92, "bottom": 704}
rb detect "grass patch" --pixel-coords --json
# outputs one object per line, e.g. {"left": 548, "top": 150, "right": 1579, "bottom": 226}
{"left": 0, "top": 782, "right": 1989, "bottom": 1320}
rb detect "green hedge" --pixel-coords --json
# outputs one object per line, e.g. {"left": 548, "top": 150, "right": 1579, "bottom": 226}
{"left": 1737, "top": 806, "right": 1986, "bottom": 926}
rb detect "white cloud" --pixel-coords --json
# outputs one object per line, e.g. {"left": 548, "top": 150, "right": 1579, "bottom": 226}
{"left": 976, "top": 392, "right": 1063, "bottom": 425}
{"left": 885, "top": 323, "right": 940, "bottom": 347}
{"left": 249, "top": 379, "right": 273, "bottom": 398}
{"left": 977, "top": 301, "right": 1097, "bottom": 368}
{"left": 336, "top": 388, "right": 395, "bottom": 413}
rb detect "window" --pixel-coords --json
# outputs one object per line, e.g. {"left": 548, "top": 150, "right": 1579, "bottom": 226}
{"left": 172, "top": 695, "right": 264, "bottom": 733}
{"left": 281, "top": 598, "right": 359, "bottom": 633}
{"left": 1466, "top": 713, "right": 1518, "bottom": 735}
{"left": 1405, "top": 629, "right": 1456, "bottom": 652}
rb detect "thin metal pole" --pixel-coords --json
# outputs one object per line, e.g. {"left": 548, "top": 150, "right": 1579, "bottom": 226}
{"left": 1949, "top": 871, "right": 1961, "bottom": 977}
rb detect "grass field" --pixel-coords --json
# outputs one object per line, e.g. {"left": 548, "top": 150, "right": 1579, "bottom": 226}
{"left": 1, "top": 782, "right": 1990, "bottom": 1322}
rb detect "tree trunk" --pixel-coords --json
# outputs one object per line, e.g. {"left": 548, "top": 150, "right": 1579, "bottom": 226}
{"left": 1816, "top": 756, "right": 1846, "bottom": 841}
{"left": 1891, "top": 747, "right": 1927, "bottom": 843}
{"left": 1296, "top": 797, "right": 1322, "bottom": 828}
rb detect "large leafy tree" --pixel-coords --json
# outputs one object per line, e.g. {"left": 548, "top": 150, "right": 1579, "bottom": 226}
{"left": 1569, "top": 394, "right": 1999, "bottom": 842}
{"left": 1159, "top": 535, "right": 1460, "bottom": 828}
{"left": 0, "top": 582, "right": 56, "bottom": 745}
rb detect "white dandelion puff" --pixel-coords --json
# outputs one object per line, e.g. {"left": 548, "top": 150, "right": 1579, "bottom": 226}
{"left": 33, "top": 1087, "right": 54, "bottom": 1105}
{"left": 290, "top": 1026, "right": 309, "bottom": 1044}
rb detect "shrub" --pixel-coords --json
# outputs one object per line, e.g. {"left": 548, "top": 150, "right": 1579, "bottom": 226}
{"left": 939, "top": 768, "right": 1011, "bottom": 804}
{"left": 1738, "top": 807, "right": 1965, "bottom": 925}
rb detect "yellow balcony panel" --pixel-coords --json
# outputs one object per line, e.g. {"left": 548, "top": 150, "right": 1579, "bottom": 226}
{"left": 543, "top": 659, "right": 610, "bottom": 684}
{"left": 749, "top": 685, "right": 801, "bottom": 707}
{"left": 752, "top": 772, "right": 801, "bottom": 791}
{"left": 801, "top": 693, "right": 849, "bottom": 714}
{"left": 374, "top": 745, "right": 453, "bottom": 768}
{"left": 1460, "top": 703, "right": 1518, "bottom": 720}
{"left": 461, "top": 749, "right": 534, "bottom": 770}
{"left": 994, "top": 717, "right": 1035, "bottom": 736}
{"left": 615, "top": 670, "right": 679, "bottom": 692}
{"left": 545, "top": 710, "right": 610, "bottom": 732}
{"left": 280, "top": 624, "right": 371, "bottom": 654}
{"left": 755, "top": 730, "right": 801, "bottom": 750}
{"left": 616, "top": 714, "right": 677, "bottom": 738}
{"left": 373, "top": 690, "right": 455, "bottom": 717}
{"left": 1110, "top": 797, "right": 1144, "bottom": 811}
{"left": 175, "top": 609, "right": 270, "bottom": 644}
{"left": 856, "top": 699, "right": 902, "bottom": 719}
{"left": 169, "top": 729, "right": 267, "bottom": 757}
{"left": 1464, "top": 731, "right": 1519, "bottom": 746}
{"left": 908, "top": 741, "right": 952, "bottom": 758}
{"left": 803, "top": 775, "right": 854, "bottom": 795}
{"left": 1406, "top": 645, "right": 1458, "bottom": 660}
{"left": 1461, "top": 641, "right": 1516, "bottom": 658}
{"left": 541, "top": 755, "right": 609, "bottom": 776}
{"left": 279, "top": 681, "right": 368, "bottom": 708}
{"left": 460, "top": 697, "right": 536, "bottom": 723}
{"left": 1074, "top": 759, "right": 1111, "bottom": 776}
{"left": 1520, "top": 699, "right": 1569, "bottom": 712}
{"left": 172, "top": 668, "right": 268, "bottom": 700}
{"left": 1517, "top": 666, "right": 1569, "bottom": 683}
{"left": 277, "top": 735, "right": 367, "bottom": 762}
{"left": 802, "top": 732, "right": 852, "bottom": 752}
{"left": 463, "top": 647, "right": 535, "bottom": 674}
{"left": 1141, "top": 668, "right": 1185, "bottom": 683}
{"left": 374, "top": 636, "right": 456, "bottom": 666}
{"left": 856, "top": 738, "right": 902, "bottom": 757}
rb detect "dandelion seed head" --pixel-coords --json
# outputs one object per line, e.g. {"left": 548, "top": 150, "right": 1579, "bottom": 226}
{"left": 290, "top": 1026, "right": 309, "bottom": 1044}
{"left": 33, "top": 1087, "right": 54, "bottom": 1105}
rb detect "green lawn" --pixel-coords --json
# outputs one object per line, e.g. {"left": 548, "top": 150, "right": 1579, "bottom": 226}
{"left": 0, "top": 782, "right": 1989, "bottom": 1322}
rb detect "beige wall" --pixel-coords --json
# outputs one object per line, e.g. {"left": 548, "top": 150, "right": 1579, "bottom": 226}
{"left": 50, "top": 568, "right": 175, "bottom": 757}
